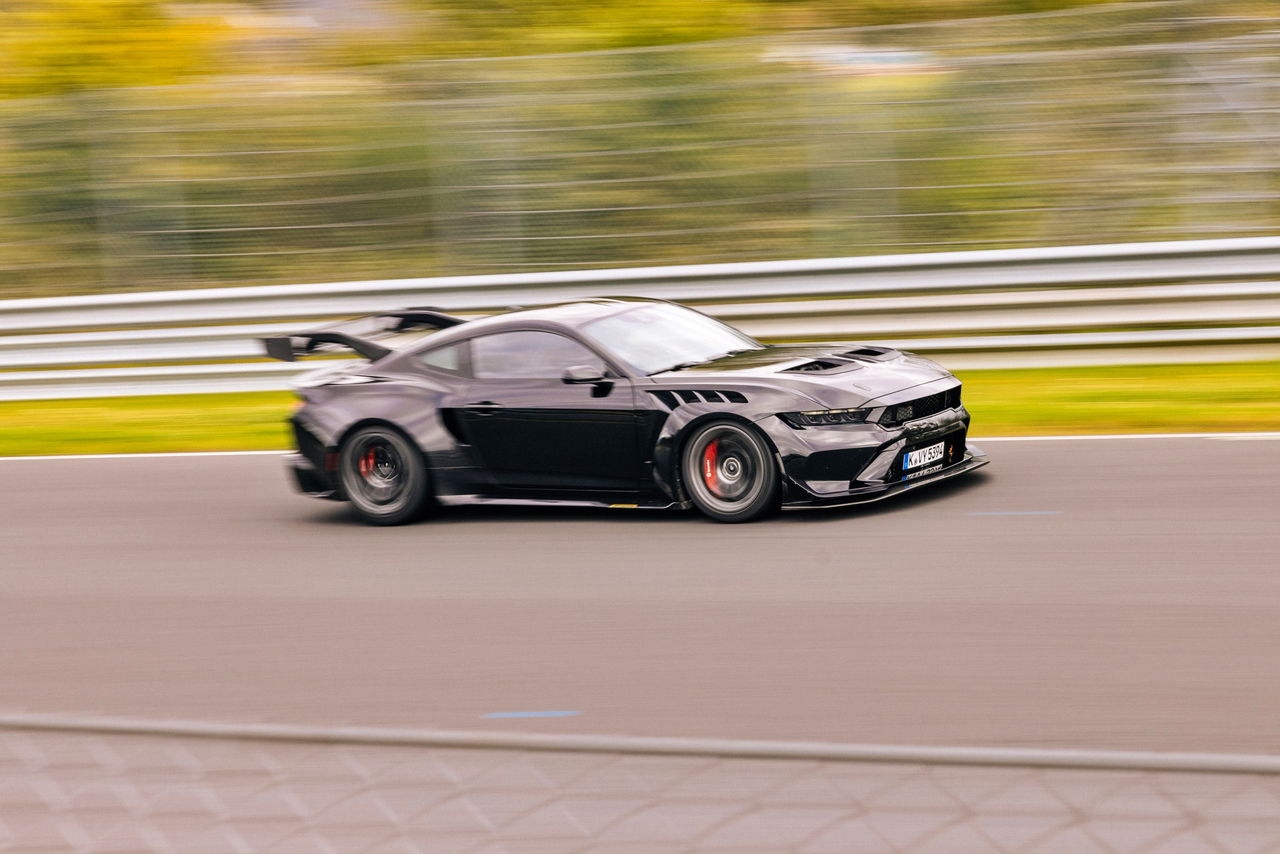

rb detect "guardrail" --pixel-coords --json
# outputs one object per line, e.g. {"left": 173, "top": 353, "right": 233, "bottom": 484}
{"left": 1, "top": 236, "right": 1278, "bottom": 399}
{"left": 1, "top": 712, "right": 1277, "bottom": 853}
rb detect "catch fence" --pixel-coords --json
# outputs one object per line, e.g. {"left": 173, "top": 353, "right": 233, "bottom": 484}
{"left": 0, "top": 0, "right": 1277, "bottom": 299}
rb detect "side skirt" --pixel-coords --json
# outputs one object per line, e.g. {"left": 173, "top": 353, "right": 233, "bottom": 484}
{"left": 436, "top": 495, "right": 688, "bottom": 511}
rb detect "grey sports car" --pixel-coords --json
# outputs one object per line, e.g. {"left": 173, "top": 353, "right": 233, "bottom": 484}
{"left": 264, "top": 298, "right": 988, "bottom": 524}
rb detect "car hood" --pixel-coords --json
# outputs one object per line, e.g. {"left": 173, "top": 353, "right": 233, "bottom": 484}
{"left": 648, "top": 343, "right": 957, "bottom": 407}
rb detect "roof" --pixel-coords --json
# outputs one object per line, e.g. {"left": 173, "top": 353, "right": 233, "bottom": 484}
{"left": 449, "top": 298, "right": 657, "bottom": 335}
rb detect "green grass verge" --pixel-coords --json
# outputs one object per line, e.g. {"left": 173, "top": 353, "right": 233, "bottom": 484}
{"left": 0, "top": 392, "right": 297, "bottom": 456}
{"left": 955, "top": 361, "right": 1279, "bottom": 436}
{"left": 0, "top": 361, "right": 1276, "bottom": 457}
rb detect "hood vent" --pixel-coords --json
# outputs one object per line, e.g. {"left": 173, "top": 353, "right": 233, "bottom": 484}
{"left": 781, "top": 347, "right": 900, "bottom": 374}
{"left": 841, "top": 346, "right": 896, "bottom": 361}
{"left": 649, "top": 389, "right": 748, "bottom": 410}
{"left": 786, "top": 359, "right": 844, "bottom": 373}
{"left": 782, "top": 358, "right": 863, "bottom": 375}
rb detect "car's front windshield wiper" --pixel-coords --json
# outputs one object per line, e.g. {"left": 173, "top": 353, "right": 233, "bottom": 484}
{"left": 649, "top": 358, "right": 714, "bottom": 375}
{"left": 648, "top": 347, "right": 761, "bottom": 375}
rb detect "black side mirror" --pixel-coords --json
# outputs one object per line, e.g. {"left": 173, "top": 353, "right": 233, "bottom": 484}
{"left": 561, "top": 365, "right": 607, "bottom": 384}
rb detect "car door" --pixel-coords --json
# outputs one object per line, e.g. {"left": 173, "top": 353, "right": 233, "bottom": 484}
{"left": 449, "top": 330, "right": 642, "bottom": 492}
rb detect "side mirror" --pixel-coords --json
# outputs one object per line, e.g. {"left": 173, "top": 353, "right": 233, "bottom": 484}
{"left": 561, "top": 364, "right": 607, "bottom": 384}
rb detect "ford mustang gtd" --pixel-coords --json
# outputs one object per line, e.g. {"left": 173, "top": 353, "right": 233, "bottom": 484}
{"left": 263, "top": 298, "right": 988, "bottom": 525}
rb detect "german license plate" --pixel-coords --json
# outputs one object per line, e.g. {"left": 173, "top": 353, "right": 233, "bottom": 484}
{"left": 903, "top": 441, "right": 945, "bottom": 471}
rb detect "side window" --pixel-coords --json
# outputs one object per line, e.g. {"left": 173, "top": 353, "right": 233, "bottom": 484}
{"left": 419, "top": 341, "right": 468, "bottom": 376}
{"left": 472, "top": 331, "right": 604, "bottom": 380}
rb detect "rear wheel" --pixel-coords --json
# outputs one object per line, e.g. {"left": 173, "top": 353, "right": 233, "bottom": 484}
{"left": 681, "top": 420, "right": 779, "bottom": 523}
{"left": 338, "top": 426, "right": 430, "bottom": 526}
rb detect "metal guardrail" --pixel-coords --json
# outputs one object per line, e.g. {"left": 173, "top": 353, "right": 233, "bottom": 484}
{"left": 1, "top": 712, "right": 1278, "bottom": 853}
{"left": 1, "top": 237, "right": 1279, "bottom": 399}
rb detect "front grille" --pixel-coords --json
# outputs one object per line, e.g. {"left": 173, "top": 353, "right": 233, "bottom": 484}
{"left": 878, "top": 386, "right": 961, "bottom": 426}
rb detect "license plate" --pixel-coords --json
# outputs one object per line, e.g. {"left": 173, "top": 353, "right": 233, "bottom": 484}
{"left": 903, "top": 441, "right": 945, "bottom": 471}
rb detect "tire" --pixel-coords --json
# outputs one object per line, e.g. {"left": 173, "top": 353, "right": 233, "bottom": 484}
{"left": 337, "top": 425, "right": 430, "bottom": 526}
{"left": 680, "top": 420, "right": 780, "bottom": 523}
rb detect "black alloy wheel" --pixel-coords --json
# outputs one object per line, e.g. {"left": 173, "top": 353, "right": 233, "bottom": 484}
{"left": 681, "top": 420, "right": 780, "bottom": 523}
{"left": 338, "top": 426, "right": 430, "bottom": 526}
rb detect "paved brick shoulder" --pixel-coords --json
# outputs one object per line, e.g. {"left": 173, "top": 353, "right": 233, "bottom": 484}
{"left": 2, "top": 728, "right": 1279, "bottom": 853}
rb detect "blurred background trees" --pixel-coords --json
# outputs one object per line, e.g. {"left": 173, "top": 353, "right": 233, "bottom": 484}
{"left": 0, "top": 1, "right": 231, "bottom": 97}
{"left": 0, "top": 0, "right": 1275, "bottom": 297}
{"left": 0, "top": 0, "right": 1134, "bottom": 96}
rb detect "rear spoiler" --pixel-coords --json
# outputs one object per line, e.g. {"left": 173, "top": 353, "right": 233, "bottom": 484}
{"left": 260, "top": 308, "right": 466, "bottom": 362}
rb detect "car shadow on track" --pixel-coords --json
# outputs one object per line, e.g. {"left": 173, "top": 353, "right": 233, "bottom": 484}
{"left": 779, "top": 470, "right": 994, "bottom": 524}
{"left": 301, "top": 471, "right": 993, "bottom": 528}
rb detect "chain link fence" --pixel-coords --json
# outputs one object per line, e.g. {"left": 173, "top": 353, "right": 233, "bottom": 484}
{"left": 2, "top": 721, "right": 1279, "bottom": 853}
{"left": 0, "top": 0, "right": 1277, "bottom": 299}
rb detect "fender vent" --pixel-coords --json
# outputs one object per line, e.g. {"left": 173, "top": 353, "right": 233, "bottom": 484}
{"left": 649, "top": 389, "right": 747, "bottom": 410}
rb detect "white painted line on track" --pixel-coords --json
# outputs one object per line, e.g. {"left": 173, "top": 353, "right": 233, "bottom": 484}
{"left": 0, "top": 450, "right": 287, "bottom": 461}
{"left": 974, "top": 432, "right": 1280, "bottom": 442}
{"left": 1, "top": 432, "right": 1276, "bottom": 462}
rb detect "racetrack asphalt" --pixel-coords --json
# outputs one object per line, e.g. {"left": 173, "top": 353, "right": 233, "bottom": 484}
{"left": 2, "top": 435, "right": 1278, "bottom": 753}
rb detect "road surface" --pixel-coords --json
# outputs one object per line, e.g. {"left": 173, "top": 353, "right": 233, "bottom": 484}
{"left": 2, "top": 434, "right": 1278, "bottom": 752}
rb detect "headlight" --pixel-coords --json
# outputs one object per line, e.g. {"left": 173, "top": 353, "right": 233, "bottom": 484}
{"left": 779, "top": 408, "right": 871, "bottom": 428}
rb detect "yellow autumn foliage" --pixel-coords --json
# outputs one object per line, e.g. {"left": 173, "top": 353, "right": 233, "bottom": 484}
{"left": 0, "top": 0, "right": 230, "bottom": 97}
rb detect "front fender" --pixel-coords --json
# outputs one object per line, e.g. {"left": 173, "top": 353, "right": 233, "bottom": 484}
{"left": 648, "top": 408, "right": 781, "bottom": 502}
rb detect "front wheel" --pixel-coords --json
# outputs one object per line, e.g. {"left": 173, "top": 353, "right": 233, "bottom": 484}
{"left": 338, "top": 426, "right": 430, "bottom": 526}
{"left": 681, "top": 420, "right": 780, "bottom": 523}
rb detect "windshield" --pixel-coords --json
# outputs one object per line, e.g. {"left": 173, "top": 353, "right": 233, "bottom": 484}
{"left": 582, "top": 303, "right": 762, "bottom": 375}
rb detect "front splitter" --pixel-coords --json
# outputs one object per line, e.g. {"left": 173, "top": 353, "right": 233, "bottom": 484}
{"left": 782, "top": 449, "right": 990, "bottom": 510}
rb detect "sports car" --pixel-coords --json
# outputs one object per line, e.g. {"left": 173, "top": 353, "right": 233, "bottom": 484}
{"left": 263, "top": 298, "right": 988, "bottom": 525}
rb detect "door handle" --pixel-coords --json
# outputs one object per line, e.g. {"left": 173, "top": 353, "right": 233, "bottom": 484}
{"left": 464, "top": 401, "right": 503, "bottom": 416}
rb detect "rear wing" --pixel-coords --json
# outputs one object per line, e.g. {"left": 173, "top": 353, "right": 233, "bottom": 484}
{"left": 260, "top": 308, "right": 466, "bottom": 362}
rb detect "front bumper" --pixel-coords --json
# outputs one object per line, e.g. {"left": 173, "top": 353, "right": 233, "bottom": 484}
{"left": 759, "top": 405, "right": 988, "bottom": 507}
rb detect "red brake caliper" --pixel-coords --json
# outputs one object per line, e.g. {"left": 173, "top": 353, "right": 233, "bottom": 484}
{"left": 359, "top": 448, "right": 375, "bottom": 478}
{"left": 702, "top": 439, "right": 719, "bottom": 494}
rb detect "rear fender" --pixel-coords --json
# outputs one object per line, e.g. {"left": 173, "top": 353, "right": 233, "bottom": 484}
{"left": 294, "top": 381, "right": 453, "bottom": 468}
